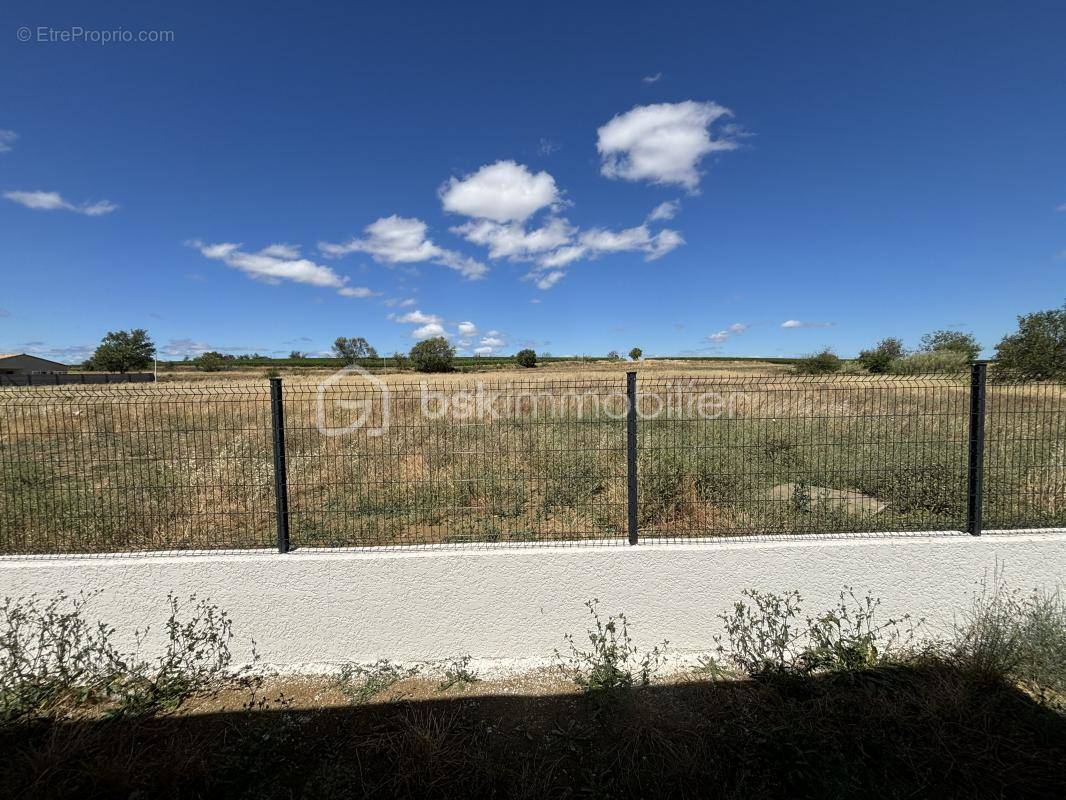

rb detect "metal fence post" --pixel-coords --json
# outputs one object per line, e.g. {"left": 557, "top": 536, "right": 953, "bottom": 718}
{"left": 626, "top": 371, "right": 638, "bottom": 545}
{"left": 966, "top": 361, "right": 988, "bottom": 536}
{"left": 269, "top": 377, "right": 292, "bottom": 553}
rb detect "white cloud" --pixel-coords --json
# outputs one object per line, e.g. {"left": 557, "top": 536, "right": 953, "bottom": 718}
{"left": 708, "top": 322, "right": 749, "bottom": 344}
{"left": 457, "top": 321, "right": 477, "bottom": 336}
{"left": 80, "top": 200, "right": 119, "bottom": 216}
{"left": 338, "top": 286, "right": 376, "bottom": 298}
{"left": 388, "top": 308, "right": 453, "bottom": 340}
{"left": 597, "top": 101, "right": 739, "bottom": 190}
{"left": 393, "top": 309, "right": 441, "bottom": 325}
{"left": 190, "top": 240, "right": 371, "bottom": 297}
{"left": 319, "top": 215, "right": 487, "bottom": 279}
{"left": 578, "top": 224, "right": 682, "bottom": 259}
{"left": 160, "top": 339, "right": 253, "bottom": 357}
{"left": 5, "top": 191, "right": 73, "bottom": 211}
{"left": 781, "top": 319, "right": 834, "bottom": 329}
{"left": 0, "top": 130, "right": 16, "bottom": 152}
{"left": 440, "top": 160, "right": 559, "bottom": 222}
{"left": 648, "top": 200, "right": 680, "bottom": 221}
{"left": 412, "top": 322, "right": 446, "bottom": 339}
{"left": 4, "top": 190, "right": 118, "bottom": 216}
{"left": 439, "top": 158, "right": 686, "bottom": 291}
{"left": 537, "top": 246, "right": 586, "bottom": 269}
{"left": 480, "top": 331, "right": 506, "bottom": 348}
{"left": 534, "top": 270, "right": 567, "bottom": 290}
{"left": 451, "top": 217, "right": 574, "bottom": 260}
{"left": 11, "top": 342, "right": 95, "bottom": 363}
{"left": 473, "top": 346, "right": 494, "bottom": 356}
{"left": 642, "top": 72, "right": 663, "bottom": 84}
{"left": 258, "top": 243, "right": 301, "bottom": 259}
{"left": 517, "top": 223, "right": 682, "bottom": 290}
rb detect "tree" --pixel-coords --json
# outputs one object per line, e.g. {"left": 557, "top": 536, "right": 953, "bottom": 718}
{"left": 391, "top": 351, "right": 409, "bottom": 370}
{"left": 607, "top": 350, "right": 621, "bottom": 361}
{"left": 994, "top": 301, "right": 1066, "bottom": 380}
{"left": 515, "top": 348, "right": 537, "bottom": 368}
{"left": 332, "top": 337, "right": 377, "bottom": 364}
{"left": 288, "top": 350, "right": 305, "bottom": 360}
{"left": 87, "top": 329, "right": 155, "bottom": 373}
{"left": 409, "top": 336, "right": 455, "bottom": 373}
{"left": 193, "top": 351, "right": 227, "bottom": 372}
{"left": 629, "top": 347, "right": 643, "bottom": 361}
{"left": 919, "top": 330, "right": 980, "bottom": 362}
{"left": 858, "top": 337, "right": 906, "bottom": 374}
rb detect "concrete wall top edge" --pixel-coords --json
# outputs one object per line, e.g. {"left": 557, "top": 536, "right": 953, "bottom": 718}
{"left": 2, "top": 529, "right": 1064, "bottom": 570}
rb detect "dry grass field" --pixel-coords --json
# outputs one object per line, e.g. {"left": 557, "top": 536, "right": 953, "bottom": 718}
{"left": 1, "top": 360, "right": 1063, "bottom": 554}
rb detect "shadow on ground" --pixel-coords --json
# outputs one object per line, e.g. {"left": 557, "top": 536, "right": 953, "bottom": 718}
{"left": 5, "top": 663, "right": 1066, "bottom": 799}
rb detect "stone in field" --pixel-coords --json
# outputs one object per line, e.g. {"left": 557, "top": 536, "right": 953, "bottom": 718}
{"left": 770, "top": 483, "right": 887, "bottom": 516}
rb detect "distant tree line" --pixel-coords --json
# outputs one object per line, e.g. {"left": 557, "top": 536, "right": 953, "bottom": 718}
{"left": 77, "top": 300, "right": 1066, "bottom": 381}
{"left": 795, "top": 300, "right": 1066, "bottom": 379}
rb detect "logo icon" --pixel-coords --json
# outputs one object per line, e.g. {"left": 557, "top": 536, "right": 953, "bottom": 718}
{"left": 315, "top": 364, "right": 390, "bottom": 438}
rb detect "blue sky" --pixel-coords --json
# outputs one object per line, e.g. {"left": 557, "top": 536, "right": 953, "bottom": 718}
{"left": 2, "top": 0, "right": 1064, "bottom": 362}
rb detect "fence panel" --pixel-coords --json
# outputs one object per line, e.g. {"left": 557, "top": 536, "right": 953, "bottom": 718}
{"left": 281, "top": 378, "right": 628, "bottom": 548}
{"left": 0, "top": 384, "right": 276, "bottom": 555}
{"left": 635, "top": 375, "right": 972, "bottom": 542}
{"left": 984, "top": 381, "right": 1066, "bottom": 530}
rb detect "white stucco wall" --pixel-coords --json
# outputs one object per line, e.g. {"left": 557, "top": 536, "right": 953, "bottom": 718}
{"left": 2, "top": 531, "right": 1064, "bottom": 672}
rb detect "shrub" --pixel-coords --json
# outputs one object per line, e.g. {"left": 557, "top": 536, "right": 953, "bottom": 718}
{"left": 794, "top": 349, "right": 842, "bottom": 374}
{"left": 857, "top": 337, "right": 905, "bottom": 373}
{"left": 337, "top": 659, "right": 419, "bottom": 704}
{"left": 192, "top": 351, "right": 227, "bottom": 372}
{"left": 514, "top": 348, "right": 537, "bottom": 368}
{"left": 886, "top": 350, "right": 970, "bottom": 375}
{"left": 409, "top": 336, "right": 455, "bottom": 373}
{"left": 0, "top": 592, "right": 259, "bottom": 723}
{"left": 919, "top": 330, "right": 980, "bottom": 362}
{"left": 437, "top": 655, "right": 479, "bottom": 691}
{"left": 556, "top": 600, "right": 666, "bottom": 698}
{"left": 951, "top": 574, "right": 1066, "bottom": 693}
{"left": 629, "top": 347, "right": 643, "bottom": 361}
{"left": 993, "top": 301, "right": 1066, "bottom": 381}
{"left": 701, "top": 588, "right": 913, "bottom": 680}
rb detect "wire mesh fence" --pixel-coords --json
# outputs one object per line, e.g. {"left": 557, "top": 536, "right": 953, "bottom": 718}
{"left": 635, "top": 375, "right": 972, "bottom": 542}
{"left": 0, "top": 385, "right": 276, "bottom": 555}
{"left": 0, "top": 369, "right": 1063, "bottom": 555}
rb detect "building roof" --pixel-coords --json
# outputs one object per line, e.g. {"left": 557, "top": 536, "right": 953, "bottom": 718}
{"left": 0, "top": 353, "right": 70, "bottom": 368}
